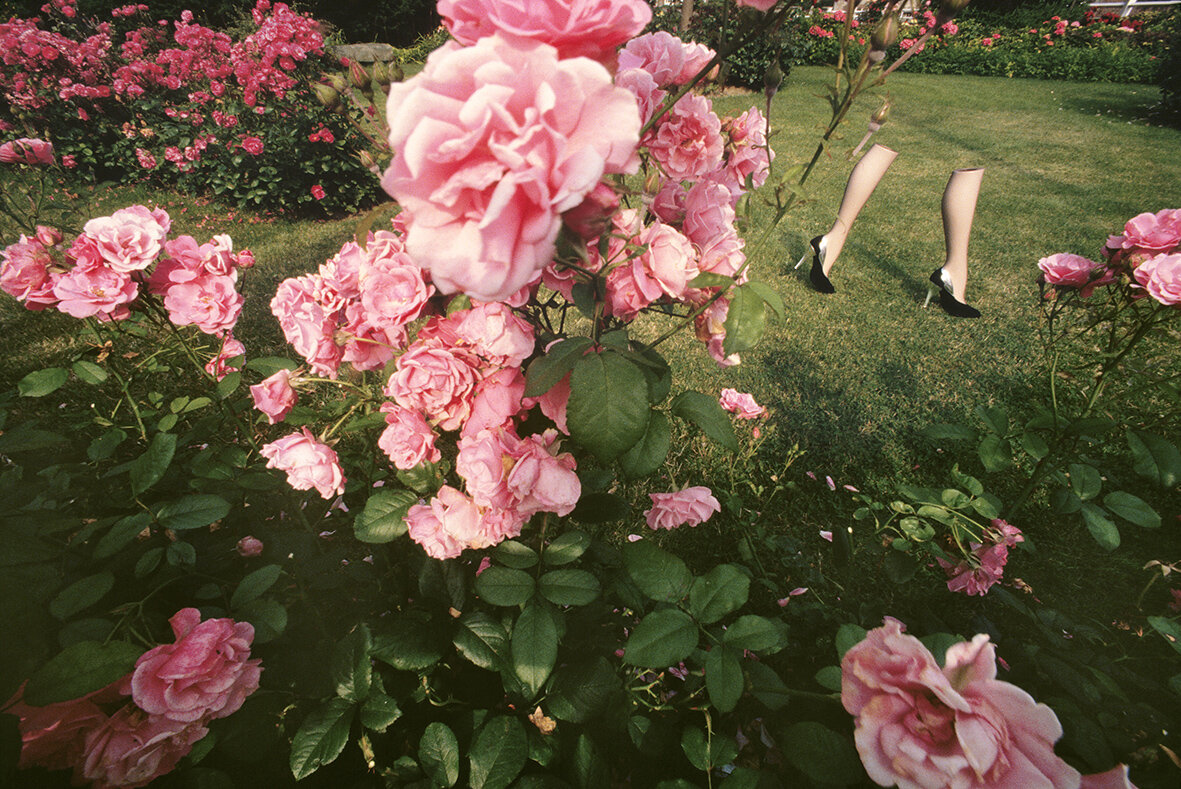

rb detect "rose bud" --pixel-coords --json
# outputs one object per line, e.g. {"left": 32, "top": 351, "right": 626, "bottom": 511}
{"left": 35, "top": 225, "right": 63, "bottom": 246}
{"left": 373, "top": 61, "right": 391, "bottom": 88}
{"left": 869, "top": 13, "right": 899, "bottom": 61}
{"left": 312, "top": 82, "right": 342, "bottom": 112}
{"left": 868, "top": 100, "right": 891, "bottom": 132}
{"left": 562, "top": 181, "right": 620, "bottom": 241}
{"left": 764, "top": 59, "right": 784, "bottom": 103}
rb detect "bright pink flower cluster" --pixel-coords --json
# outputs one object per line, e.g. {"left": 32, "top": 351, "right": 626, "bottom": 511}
{"left": 1041, "top": 209, "right": 1181, "bottom": 308}
{"left": 8, "top": 608, "right": 260, "bottom": 789}
{"left": 1, "top": 206, "right": 248, "bottom": 339}
{"left": 842, "top": 618, "right": 1136, "bottom": 789}
{"left": 937, "top": 519, "right": 1023, "bottom": 596}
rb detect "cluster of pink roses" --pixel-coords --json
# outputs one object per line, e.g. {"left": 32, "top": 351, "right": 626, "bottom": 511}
{"left": 1039, "top": 209, "right": 1181, "bottom": 307}
{"left": 842, "top": 618, "right": 1136, "bottom": 789}
{"left": 7, "top": 608, "right": 261, "bottom": 789}
{"left": 0, "top": 206, "right": 250, "bottom": 353}
{"left": 0, "top": 137, "right": 55, "bottom": 165}
{"left": 936, "top": 518, "right": 1023, "bottom": 596}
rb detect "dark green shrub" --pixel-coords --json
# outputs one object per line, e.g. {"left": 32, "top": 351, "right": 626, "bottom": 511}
{"left": 1155, "top": 11, "right": 1181, "bottom": 124}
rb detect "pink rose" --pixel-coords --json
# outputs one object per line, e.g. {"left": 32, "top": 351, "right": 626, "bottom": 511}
{"left": 1110, "top": 210, "right": 1181, "bottom": 256}
{"left": 463, "top": 366, "right": 527, "bottom": 437}
{"left": 387, "top": 343, "right": 482, "bottom": 432}
{"left": 694, "top": 296, "right": 740, "bottom": 367}
{"left": 456, "top": 302, "right": 536, "bottom": 368}
{"left": 130, "top": 608, "right": 262, "bottom": 724}
{"left": 719, "top": 388, "right": 765, "bottom": 419}
{"left": 1, "top": 235, "right": 60, "bottom": 309}
{"left": 1132, "top": 253, "right": 1181, "bottom": 306}
{"left": 563, "top": 180, "right": 621, "bottom": 241}
{"left": 204, "top": 336, "right": 245, "bottom": 381}
{"left": 164, "top": 273, "right": 243, "bottom": 335}
{"left": 82, "top": 205, "right": 170, "bottom": 273}
{"left": 6, "top": 680, "right": 125, "bottom": 774}
{"left": 381, "top": 34, "right": 641, "bottom": 302}
{"left": 736, "top": 0, "right": 779, "bottom": 12}
{"left": 678, "top": 41, "right": 717, "bottom": 84}
{"left": 937, "top": 542, "right": 1009, "bottom": 596}
{"left": 647, "top": 93, "right": 724, "bottom": 182}
{"left": 645, "top": 486, "right": 721, "bottom": 530}
{"left": 456, "top": 428, "right": 521, "bottom": 511}
{"left": 0, "top": 137, "right": 55, "bottom": 165}
{"left": 683, "top": 180, "right": 737, "bottom": 247}
{"left": 505, "top": 430, "right": 581, "bottom": 518}
{"left": 359, "top": 257, "right": 433, "bottom": 331}
{"left": 378, "top": 403, "right": 442, "bottom": 470}
{"left": 270, "top": 274, "right": 344, "bottom": 377}
{"left": 250, "top": 368, "right": 298, "bottom": 424}
{"left": 406, "top": 485, "right": 508, "bottom": 560}
{"left": 260, "top": 428, "right": 346, "bottom": 499}
{"left": 1038, "top": 252, "right": 1105, "bottom": 290}
{"left": 619, "top": 31, "right": 689, "bottom": 86}
{"left": 438, "top": 0, "right": 652, "bottom": 62}
{"left": 842, "top": 618, "right": 1083, "bottom": 789}
{"left": 240, "top": 136, "right": 264, "bottom": 156}
{"left": 616, "top": 67, "right": 668, "bottom": 130}
{"left": 53, "top": 262, "right": 138, "bottom": 320}
{"left": 714, "top": 107, "right": 773, "bottom": 198}
{"left": 236, "top": 535, "right": 264, "bottom": 557}
{"left": 81, "top": 705, "right": 208, "bottom": 789}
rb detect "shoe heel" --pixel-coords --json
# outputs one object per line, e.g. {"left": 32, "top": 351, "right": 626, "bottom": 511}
{"left": 923, "top": 284, "right": 937, "bottom": 308}
{"left": 794, "top": 251, "right": 808, "bottom": 270}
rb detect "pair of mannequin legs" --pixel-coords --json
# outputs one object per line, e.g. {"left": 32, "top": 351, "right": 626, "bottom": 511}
{"left": 797, "top": 144, "right": 984, "bottom": 318}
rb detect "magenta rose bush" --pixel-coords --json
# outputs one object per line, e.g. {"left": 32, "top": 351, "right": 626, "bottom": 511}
{"left": 1, "top": 2, "right": 1163, "bottom": 788}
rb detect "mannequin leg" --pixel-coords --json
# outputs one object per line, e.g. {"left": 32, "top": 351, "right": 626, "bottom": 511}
{"left": 821, "top": 144, "right": 898, "bottom": 274}
{"left": 940, "top": 168, "right": 984, "bottom": 301}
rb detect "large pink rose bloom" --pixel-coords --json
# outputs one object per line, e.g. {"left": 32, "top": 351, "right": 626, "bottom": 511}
{"left": 0, "top": 137, "right": 55, "bottom": 165}
{"left": 1132, "top": 253, "right": 1181, "bottom": 306}
{"left": 406, "top": 484, "right": 500, "bottom": 560}
{"left": 645, "top": 486, "right": 721, "bottom": 530}
{"left": 381, "top": 34, "right": 641, "bottom": 302}
{"left": 131, "top": 608, "right": 262, "bottom": 724}
{"left": 260, "top": 428, "right": 346, "bottom": 499}
{"left": 82, "top": 205, "right": 170, "bottom": 273}
{"left": 438, "top": 0, "right": 652, "bottom": 62}
{"left": 1038, "top": 253, "right": 1105, "bottom": 291}
{"left": 53, "top": 262, "right": 138, "bottom": 320}
{"left": 842, "top": 618, "right": 1081, "bottom": 789}
{"left": 1109, "top": 210, "right": 1181, "bottom": 256}
{"left": 1, "top": 235, "right": 60, "bottom": 309}
{"left": 163, "top": 273, "right": 243, "bottom": 335}
{"left": 648, "top": 93, "right": 724, "bottom": 181}
{"left": 81, "top": 706, "right": 208, "bottom": 789}
{"left": 250, "top": 368, "right": 298, "bottom": 424}
{"left": 386, "top": 343, "right": 483, "bottom": 431}
{"left": 378, "top": 402, "right": 442, "bottom": 470}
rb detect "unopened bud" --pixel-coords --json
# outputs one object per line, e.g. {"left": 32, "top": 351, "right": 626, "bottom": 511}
{"left": 389, "top": 61, "right": 404, "bottom": 83}
{"left": 326, "top": 74, "right": 349, "bottom": 94}
{"left": 643, "top": 169, "right": 662, "bottom": 196}
{"left": 35, "top": 225, "right": 63, "bottom": 246}
{"left": 312, "top": 82, "right": 342, "bottom": 111}
{"left": 936, "top": 0, "right": 971, "bottom": 27}
{"left": 871, "top": 13, "right": 900, "bottom": 52}
{"left": 871, "top": 100, "right": 891, "bottom": 126}
{"left": 562, "top": 181, "right": 619, "bottom": 241}
{"left": 349, "top": 60, "right": 371, "bottom": 91}
{"left": 358, "top": 150, "right": 380, "bottom": 175}
{"left": 763, "top": 60, "right": 784, "bottom": 103}
{"left": 372, "top": 61, "right": 390, "bottom": 88}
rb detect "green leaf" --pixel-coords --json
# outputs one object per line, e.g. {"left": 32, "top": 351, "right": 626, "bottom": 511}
{"left": 135, "top": 547, "right": 163, "bottom": 578}
{"left": 976, "top": 406, "right": 1009, "bottom": 436}
{"left": 231, "top": 564, "right": 283, "bottom": 610}
{"left": 618, "top": 410, "right": 671, "bottom": 480}
{"left": 512, "top": 602, "right": 558, "bottom": 698}
{"left": 680, "top": 727, "right": 738, "bottom": 773}
{"left": 49, "top": 571, "right": 115, "bottom": 621}
{"left": 723, "top": 285, "right": 767, "bottom": 356}
{"left": 835, "top": 623, "right": 868, "bottom": 658}
{"left": 971, "top": 495, "right": 1001, "bottom": 520}
{"left": 539, "top": 569, "right": 601, "bottom": 606}
{"left": 634, "top": 345, "right": 672, "bottom": 404}
{"left": 978, "top": 435, "right": 1012, "bottom": 472}
{"left": 167, "top": 541, "right": 196, "bottom": 567}
{"left": 454, "top": 611, "right": 508, "bottom": 671}
{"left": 623, "top": 541, "right": 692, "bottom": 603}
{"left": 94, "top": 512, "right": 151, "bottom": 559}
{"left": 72, "top": 360, "right": 108, "bottom": 384}
{"left": 681, "top": 727, "right": 710, "bottom": 771}
{"left": 721, "top": 615, "right": 788, "bottom": 654}
{"left": 542, "top": 531, "right": 590, "bottom": 566}
{"left": 571, "top": 491, "right": 630, "bottom": 523}
{"left": 396, "top": 460, "right": 443, "bottom": 493}
{"left": 689, "top": 564, "right": 750, "bottom": 624}
{"left": 782, "top": 722, "right": 863, "bottom": 785}
{"left": 688, "top": 271, "right": 733, "bottom": 289}
{"left": 23, "top": 641, "right": 142, "bottom": 706}
{"left": 130, "top": 432, "right": 177, "bottom": 495}
{"left": 1103, "top": 491, "right": 1160, "bottom": 529}
{"left": 705, "top": 646, "right": 744, "bottom": 713}
{"left": 1080, "top": 502, "right": 1120, "bottom": 551}
{"left": 354, "top": 490, "right": 415, "bottom": 543}
{"left": 237, "top": 598, "right": 287, "bottom": 643}
{"left": 332, "top": 624, "right": 372, "bottom": 702}
{"left": 0, "top": 425, "right": 66, "bottom": 453}
{"left": 88, "top": 427, "right": 127, "bottom": 461}
{"left": 216, "top": 372, "right": 241, "bottom": 399}
{"left": 921, "top": 423, "right": 978, "bottom": 442}
{"left": 156, "top": 494, "right": 230, "bottom": 531}
{"left": 18, "top": 368, "right": 68, "bottom": 397}
{"left": 720, "top": 768, "right": 762, "bottom": 789}
{"left": 245, "top": 357, "right": 298, "bottom": 377}
{"left": 1126, "top": 430, "right": 1181, "bottom": 488}
{"left": 814, "top": 665, "right": 843, "bottom": 692}
{"left": 289, "top": 697, "right": 354, "bottom": 780}
{"left": 940, "top": 488, "right": 970, "bottom": 509}
{"left": 372, "top": 616, "right": 445, "bottom": 671}
{"left": 884, "top": 550, "right": 920, "bottom": 583}
{"left": 624, "top": 609, "right": 697, "bottom": 668}
{"left": 1147, "top": 617, "right": 1181, "bottom": 655}
{"left": 670, "top": 391, "right": 738, "bottom": 452}
{"left": 491, "top": 540, "right": 539, "bottom": 569}
{"left": 1069, "top": 463, "right": 1103, "bottom": 501}
{"left": 1051, "top": 487, "right": 1083, "bottom": 515}
{"left": 469, "top": 716, "right": 527, "bottom": 789}
{"left": 546, "top": 658, "right": 620, "bottom": 723}
{"left": 475, "top": 567, "right": 535, "bottom": 607}
{"left": 745, "top": 279, "right": 785, "bottom": 320}
{"left": 567, "top": 352, "right": 650, "bottom": 462}
{"left": 419, "top": 722, "right": 461, "bottom": 788}
{"left": 1021, "top": 430, "right": 1050, "bottom": 460}
{"left": 360, "top": 690, "right": 401, "bottom": 732}
{"left": 746, "top": 661, "right": 790, "bottom": 710}
{"left": 524, "top": 337, "right": 593, "bottom": 397}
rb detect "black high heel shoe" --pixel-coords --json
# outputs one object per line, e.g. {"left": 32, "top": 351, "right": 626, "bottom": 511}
{"left": 925, "top": 267, "right": 980, "bottom": 318}
{"left": 794, "top": 235, "right": 835, "bottom": 294}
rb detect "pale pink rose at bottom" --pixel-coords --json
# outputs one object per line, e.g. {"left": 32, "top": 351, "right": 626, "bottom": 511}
{"left": 719, "top": 388, "right": 765, "bottom": 419}
{"left": 645, "top": 486, "right": 721, "bottom": 530}
{"left": 81, "top": 706, "right": 208, "bottom": 789}
{"left": 406, "top": 485, "right": 493, "bottom": 560}
{"left": 130, "top": 608, "right": 262, "bottom": 724}
{"left": 1132, "top": 253, "right": 1181, "bottom": 306}
{"left": 236, "top": 535, "right": 264, "bottom": 557}
{"left": 842, "top": 617, "right": 1085, "bottom": 789}
{"left": 260, "top": 428, "right": 346, "bottom": 499}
